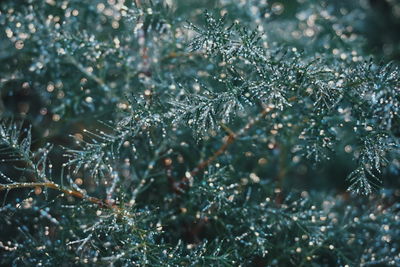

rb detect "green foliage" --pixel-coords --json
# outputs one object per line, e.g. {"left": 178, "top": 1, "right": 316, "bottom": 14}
{"left": 0, "top": 0, "right": 399, "bottom": 266}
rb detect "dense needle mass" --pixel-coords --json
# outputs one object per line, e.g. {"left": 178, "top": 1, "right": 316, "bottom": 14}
{"left": 0, "top": 0, "right": 399, "bottom": 266}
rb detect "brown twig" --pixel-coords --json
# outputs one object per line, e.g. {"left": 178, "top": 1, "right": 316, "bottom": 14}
{"left": 174, "top": 106, "right": 270, "bottom": 193}
{"left": 1, "top": 105, "right": 270, "bottom": 205}
{"left": 0, "top": 182, "right": 118, "bottom": 210}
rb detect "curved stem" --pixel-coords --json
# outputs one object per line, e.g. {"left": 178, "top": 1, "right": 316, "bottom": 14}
{"left": 174, "top": 106, "right": 270, "bottom": 193}
{"left": 0, "top": 182, "right": 115, "bottom": 209}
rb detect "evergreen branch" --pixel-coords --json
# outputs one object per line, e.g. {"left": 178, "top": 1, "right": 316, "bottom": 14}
{"left": 193, "top": 105, "right": 269, "bottom": 175}
{"left": 65, "top": 55, "right": 111, "bottom": 92}
{"left": 1, "top": 2, "right": 400, "bottom": 265}
{"left": 176, "top": 106, "right": 270, "bottom": 192}
{"left": 0, "top": 182, "right": 115, "bottom": 208}
{"left": 0, "top": 181, "right": 141, "bottom": 220}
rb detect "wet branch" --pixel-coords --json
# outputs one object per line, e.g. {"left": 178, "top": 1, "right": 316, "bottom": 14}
{"left": 174, "top": 106, "right": 270, "bottom": 192}
{"left": 0, "top": 182, "right": 117, "bottom": 209}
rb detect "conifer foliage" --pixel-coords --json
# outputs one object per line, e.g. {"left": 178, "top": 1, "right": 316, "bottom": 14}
{"left": 0, "top": 0, "right": 399, "bottom": 266}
